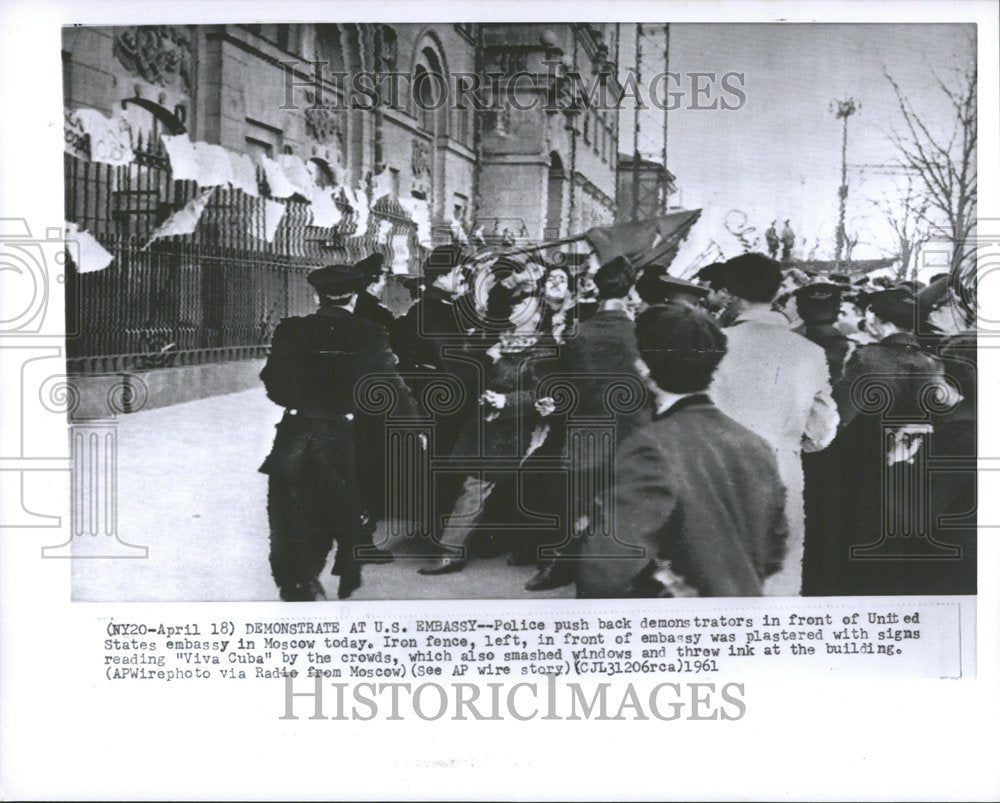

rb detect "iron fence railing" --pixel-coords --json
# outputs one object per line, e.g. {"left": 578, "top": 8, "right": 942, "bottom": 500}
{"left": 65, "top": 136, "right": 424, "bottom": 374}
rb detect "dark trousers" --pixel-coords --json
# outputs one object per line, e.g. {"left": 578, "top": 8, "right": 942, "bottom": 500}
{"left": 262, "top": 416, "right": 362, "bottom": 596}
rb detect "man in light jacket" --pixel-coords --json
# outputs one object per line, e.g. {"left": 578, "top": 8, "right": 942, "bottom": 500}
{"left": 709, "top": 253, "right": 838, "bottom": 596}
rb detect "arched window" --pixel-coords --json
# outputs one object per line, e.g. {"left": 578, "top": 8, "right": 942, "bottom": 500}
{"left": 545, "top": 151, "right": 566, "bottom": 239}
{"left": 413, "top": 46, "right": 447, "bottom": 137}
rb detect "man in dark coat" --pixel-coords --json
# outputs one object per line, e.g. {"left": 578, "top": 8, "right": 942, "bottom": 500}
{"left": 259, "top": 262, "right": 419, "bottom": 601}
{"left": 350, "top": 252, "right": 399, "bottom": 545}
{"left": 793, "top": 281, "right": 853, "bottom": 383}
{"left": 395, "top": 244, "right": 484, "bottom": 529}
{"left": 801, "top": 288, "right": 952, "bottom": 596}
{"left": 576, "top": 304, "right": 789, "bottom": 597}
{"left": 526, "top": 256, "right": 651, "bottom": 591}
{"left": 352, "top": 253, "right": 397, "bottom": 339}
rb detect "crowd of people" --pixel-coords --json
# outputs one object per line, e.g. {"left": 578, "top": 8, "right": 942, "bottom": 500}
{"left": 259, "top": 242, "right": 977, "bottom": 602}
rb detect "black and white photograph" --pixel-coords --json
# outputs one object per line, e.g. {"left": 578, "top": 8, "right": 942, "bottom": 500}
{"left": 55, "top": 18, "right": 979, "bottom": 603}
{"left": 1, "top": 1, "right": 997, "bottom": 800}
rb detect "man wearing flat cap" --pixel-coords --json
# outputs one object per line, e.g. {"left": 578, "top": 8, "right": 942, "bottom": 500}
{"left": 708, "top": 252, "right": 839, "bottom": 596}
{"left": 576, "top": 305, "right": 788, "bottom": 598}
{"left": 259, "top": 259, "right": 418, "bottom": 601}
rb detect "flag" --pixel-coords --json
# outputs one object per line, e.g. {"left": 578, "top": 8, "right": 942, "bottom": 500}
{"left": 584, "top": 209, "right": 702, "bottom": 268}
{"left": 64, "top": 221, "right": 114, "bottom": 273}
{"left": 145, "top": 188, "right": 216, "bottom": 247}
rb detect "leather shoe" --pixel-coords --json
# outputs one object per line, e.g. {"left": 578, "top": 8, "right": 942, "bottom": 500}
{"left": 337, "top": 571, "right": 362, "bottom": 599}
{"left": 525, "top": 563, "right": 574, "bottom": 592}
{"left": 418, "top": 557, "right": 467, "bottom": 575}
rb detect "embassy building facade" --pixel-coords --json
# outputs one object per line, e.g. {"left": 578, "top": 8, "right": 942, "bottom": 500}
{"left": 61, "top": 23, "right": 624, "bottom": 404}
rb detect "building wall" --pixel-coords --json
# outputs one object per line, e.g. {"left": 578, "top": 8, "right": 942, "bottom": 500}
{"left": 63, "top": 22, "right": 620, "bottom": 244}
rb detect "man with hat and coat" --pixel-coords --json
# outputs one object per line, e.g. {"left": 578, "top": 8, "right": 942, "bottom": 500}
{"left": 708, "top": 252, "right": 839, "bottom": 596}
{"left": 259, "top": 260, "right": 419, "bottom": 601}
{"left": 793, "top": 281, "right": 854, "bottom": 383}
{"left": 395, "top": 244, "right": 484, "bottom": 530}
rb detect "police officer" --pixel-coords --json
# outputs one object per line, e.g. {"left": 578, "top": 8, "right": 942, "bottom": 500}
{"left": 793, "top": 281, "right": 853, "bottom": 383}
{"left": 259, "top": 261, "right": 418, "bottom": 601}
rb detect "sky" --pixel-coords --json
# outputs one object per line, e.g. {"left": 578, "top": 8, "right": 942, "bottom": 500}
{"left": 616, "top": 23, "right": 975, "bottom": 274}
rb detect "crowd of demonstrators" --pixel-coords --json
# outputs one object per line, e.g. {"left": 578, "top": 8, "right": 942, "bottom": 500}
{"left": 258, "top": 241, "right": 977, "bottom": 601}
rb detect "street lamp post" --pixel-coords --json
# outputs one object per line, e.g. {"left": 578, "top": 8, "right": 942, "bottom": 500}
{"left": 830, "top": 97, "right": 860, "bottom": 266}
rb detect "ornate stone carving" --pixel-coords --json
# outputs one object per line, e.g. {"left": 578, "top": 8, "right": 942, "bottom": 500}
{"left": 113, "top": 26, "right": 192, "bottom": 95}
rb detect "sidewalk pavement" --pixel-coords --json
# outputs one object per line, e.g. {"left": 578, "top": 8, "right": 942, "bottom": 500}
{"left": 72, "top": 387, "right": 575, "bottom": 602}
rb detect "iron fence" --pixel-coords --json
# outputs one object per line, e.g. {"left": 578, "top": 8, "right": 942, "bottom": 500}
{"left": 64, "top": 135, "right": 424, "bottom": 374}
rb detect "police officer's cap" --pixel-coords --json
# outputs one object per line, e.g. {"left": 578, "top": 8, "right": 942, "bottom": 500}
{"left": 424, "top": 244, "right": 469, "bottom": 278}
{"left": 307, "top": 263, "right": 365, "bottom": 296}
{"left": 357, "top": 252, "right": 386, "bottom": 281}
{"left": 793, "top": 281, "right": 841, "bottom": 304}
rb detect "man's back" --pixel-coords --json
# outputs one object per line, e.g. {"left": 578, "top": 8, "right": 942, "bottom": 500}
{"left": 711, "top": 312, "right": 834, "bottom": 450}
{"left": 261, "top": 308, "right": 409, "bottom": 418}
{"left": 577, "top": 395, "right": 788, "bottom": 598}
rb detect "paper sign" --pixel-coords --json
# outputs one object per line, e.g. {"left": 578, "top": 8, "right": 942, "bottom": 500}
{"left": 64, "top": 221, "right": 114, "bottom": 273}
{"left": 263, "top": 199, "right": 286, "bottom": 243}
{"left": 308, "top": 190, "right": 343, "bottom": 228}
{"left": 278, "top": 153, "right": 315, "bottom": 199}
{"left": 258, "top": 154, "right": 298, "bottom": 199}
{"left": 68, "top": 107, "right": 135, "bottom": 166}
{"left": 371, "top": 169, "right": 394, "bottom": 203}
{"left": 193, "top": 142, "right": 234, "bottom": 187}
{"left": 390, "top": 233, "right": 411, "bottom": 275}
{"left": 348, "top": 183, "right": 370, "bottom": 239}
{"left": 400, "top": 196, "right": 432, "bottom": 245}
{"left": 145, "top": 187, "right": 216, "bottom": 246}
{"left": 228, "top": 151, "right": 259, "bottom": 197}
{"left": 376, "top": 220, "right": 393, "bottom": 244}
{"left": 161, "top": 133, "right": 198, "bottom": 181}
